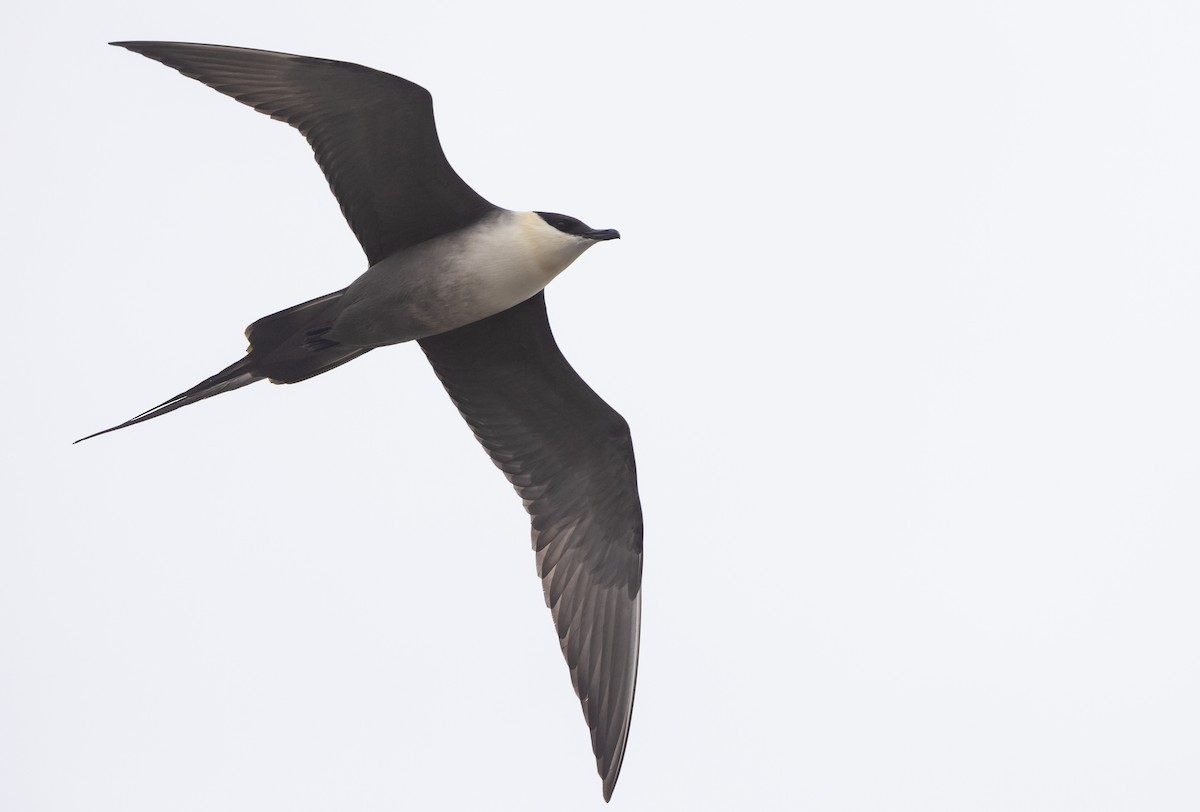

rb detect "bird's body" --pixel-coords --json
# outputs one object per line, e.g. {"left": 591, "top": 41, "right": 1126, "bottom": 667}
{"left": 330, "top": 210, "right": 601, "bottom": 347}
{"left": 82, "top": 41, "right": 642, "bottom": 802}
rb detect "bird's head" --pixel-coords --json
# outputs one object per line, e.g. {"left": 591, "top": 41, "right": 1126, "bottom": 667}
{"left": 535, "top": 211, "right": 621, "bottom": 242}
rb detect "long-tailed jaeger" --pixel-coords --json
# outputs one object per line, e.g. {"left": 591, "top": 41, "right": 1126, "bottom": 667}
{"left": 80, "top": 42, "right": 641, "bottom": 802}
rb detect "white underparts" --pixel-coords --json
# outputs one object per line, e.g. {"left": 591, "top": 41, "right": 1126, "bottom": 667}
{"left": 326, "top": 210, "right": 596, "bottom": 347}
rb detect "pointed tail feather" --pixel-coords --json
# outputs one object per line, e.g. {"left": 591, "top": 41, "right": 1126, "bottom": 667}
{"left": 76, "top": 288, "right": 374, "bottom": 443}
{"left": 74, "top": 357, "right": 262, "bottom": 443}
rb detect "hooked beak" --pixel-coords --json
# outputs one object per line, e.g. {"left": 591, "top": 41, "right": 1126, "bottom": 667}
{"left": 585, "top": 228, "right": 621, "bottom": 241}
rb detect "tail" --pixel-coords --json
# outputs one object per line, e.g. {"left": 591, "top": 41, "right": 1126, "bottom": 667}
{"left": 76, "top": 289, "right": 370, "bottom": 443}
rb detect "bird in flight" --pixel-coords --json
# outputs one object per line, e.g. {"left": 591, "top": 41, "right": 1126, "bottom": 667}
{"left": 81, "top": 42, "right": 642, "bottom": 802}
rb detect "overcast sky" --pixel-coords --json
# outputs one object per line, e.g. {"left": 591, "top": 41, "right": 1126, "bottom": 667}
{"left": 4, "top": 1, "right": 1200, "bottom": 810}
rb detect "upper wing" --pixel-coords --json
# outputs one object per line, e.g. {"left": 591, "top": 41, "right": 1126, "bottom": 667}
{"left": 114, "top": 41, "right": 497, "bottom": 264}
{"left": 419, "top": 293, "right": 643, "bottom": 801}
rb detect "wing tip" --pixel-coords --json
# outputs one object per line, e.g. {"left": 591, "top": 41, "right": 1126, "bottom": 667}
{"left": 601, "top": 770, "right": 619, "bottom": 802}
{"left": 597, "top": 724, "right": 628, "bottom": 801}
{"left": 109, "top": 41, "right": 175, "bottom": 58}
{"left": 599, "top": 590, "right": 641, "bottom": 801}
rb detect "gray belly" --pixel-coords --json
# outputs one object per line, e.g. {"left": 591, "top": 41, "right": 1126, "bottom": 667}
{"left": 324, "top": 273, "right": 473, "bottom": 347}
{"left": 323, "top": 254, "right": 540, "bottom": 348}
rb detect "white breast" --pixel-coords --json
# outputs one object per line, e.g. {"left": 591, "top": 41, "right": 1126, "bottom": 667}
{"left": 452, "top": 210, "right": 593, "bottom": 311}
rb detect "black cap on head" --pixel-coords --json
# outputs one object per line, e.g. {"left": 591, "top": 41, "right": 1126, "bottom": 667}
{"left": 536, "top": 211, "right": 620, "bottom": 241}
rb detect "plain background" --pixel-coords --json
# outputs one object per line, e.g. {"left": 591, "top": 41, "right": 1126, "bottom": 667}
{"left": 3, "top": 1, "right": 1199, "bottom": 809}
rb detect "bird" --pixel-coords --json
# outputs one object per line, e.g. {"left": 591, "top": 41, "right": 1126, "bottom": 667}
{"left": 80, "top": 42, "right": 642, "bottom": 802}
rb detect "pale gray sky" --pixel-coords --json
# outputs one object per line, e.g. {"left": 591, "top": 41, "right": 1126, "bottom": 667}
{"left": 4, "top": 1, "right": 1200, "bottom": 810}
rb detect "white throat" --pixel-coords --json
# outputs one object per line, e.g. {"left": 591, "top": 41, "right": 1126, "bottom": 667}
{"left": 451, "top": 209, "right": 594, "bottom": 308}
